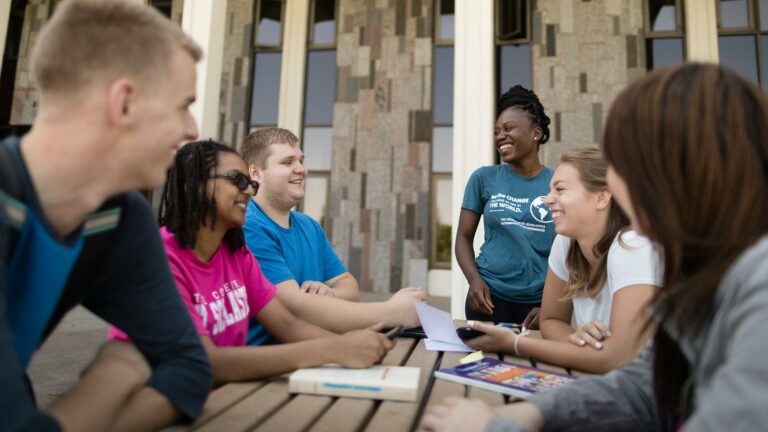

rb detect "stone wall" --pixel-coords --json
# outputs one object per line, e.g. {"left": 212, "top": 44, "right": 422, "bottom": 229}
{"left": 8, "top": 0, "right": 184, "bottom": 126}
{"left": 330, "top": 0, "right": 433, "bottom": 293}
{"left": 9, "top": 0, "right": 57, "bottom": 124}
{"left": 170, "top": 0, "right": 184, "bottom": 24}
{"left": 218, "top": 0, "right": 254, "bottom": 148}
{"left": 532, "top": 0, "right": 646, "bottom": 166}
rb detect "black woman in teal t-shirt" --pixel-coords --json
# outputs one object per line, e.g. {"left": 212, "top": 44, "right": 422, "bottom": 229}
{"left": 456, "top": 86, "right": 556, "bottom": 327}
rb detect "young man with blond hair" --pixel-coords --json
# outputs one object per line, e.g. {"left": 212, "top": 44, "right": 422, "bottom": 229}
{"left": 241, "top": 127, "right": 426, "bottom": 345}
{"left": 0, "top": 1, "right": 211, "bottom": 430}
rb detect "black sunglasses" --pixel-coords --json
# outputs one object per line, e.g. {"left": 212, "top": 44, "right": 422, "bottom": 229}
{"left": 210, "top": 172, "right": 258, "bottom": 192}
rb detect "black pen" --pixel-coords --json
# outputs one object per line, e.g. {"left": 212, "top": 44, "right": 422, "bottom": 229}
{"left": 384, "top": 325, "right": 404, "bottom": 340}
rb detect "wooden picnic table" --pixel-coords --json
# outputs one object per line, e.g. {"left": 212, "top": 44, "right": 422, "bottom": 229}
{"left": 170, "top": 329, "right": 582, "bottom": 432}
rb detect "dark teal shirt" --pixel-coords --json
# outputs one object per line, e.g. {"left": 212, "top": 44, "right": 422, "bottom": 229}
{"left": 461, "top": 164, "right": 556, "bottom": 303}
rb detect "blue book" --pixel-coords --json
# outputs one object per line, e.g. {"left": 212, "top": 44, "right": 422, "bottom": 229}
{"left": 434, "top": 358, "right": 575, "bottom": 399}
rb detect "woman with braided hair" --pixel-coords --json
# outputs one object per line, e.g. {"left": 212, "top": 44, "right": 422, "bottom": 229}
{"left": 110, "top": 140, "right": 393, "bottom": 384}
{"left": 457, "top": 85, "right": 556, "bottom": 327}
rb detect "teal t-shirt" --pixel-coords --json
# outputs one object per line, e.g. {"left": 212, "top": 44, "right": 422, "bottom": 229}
{"left": 461, "top": 164, "right": 556, "bottom": 303}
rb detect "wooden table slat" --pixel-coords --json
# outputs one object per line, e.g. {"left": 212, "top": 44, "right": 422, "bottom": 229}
{"left": 255, "top": 394, "right": 334, "bottom": 432}
{"left": 421, "top": 351, "right": 467, "bottom": 412}
{"left": 196, "top": 378, "right": 292, "bottom": 432}
{"left": 364, "top": 339, "right": 439, "bottom": 432}
{"left": 382, "top": 337, "right": 417, "bottom": 366}
{"left": 166, "top": 381, "right": 266, "bottom": 431}
{"left": 309, "top": 398, "right": 377, "bottom": 432}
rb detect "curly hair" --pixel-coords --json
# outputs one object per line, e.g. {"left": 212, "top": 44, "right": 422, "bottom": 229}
{"left": 498, "top": 85, "right": 551, "bottom": 144}
{"left": 159, "top": 139, "right": 245, "bottom": 252}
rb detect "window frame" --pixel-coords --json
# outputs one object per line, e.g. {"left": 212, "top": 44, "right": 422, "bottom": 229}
{"left": 495, "top": 0, "right": 532, "bottom": 45}
{"left": 714, "top": 0, "right": 768, "bottom": 88}
{"left": 643, "top": 0, "right": 687, "bottom": 70}
{"left": 297, "top": 0, "right": 338, "bottom": 229}
{"left": 246, "top": 0, "right": 286, "bottom": 133}
{"left": 643, "top": 0, "right": 686, "bottom": 38}
{"left": 429, "top": 173, "right": 453, "bottom": 270}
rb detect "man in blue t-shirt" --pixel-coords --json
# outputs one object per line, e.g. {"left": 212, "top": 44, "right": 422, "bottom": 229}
{"left": 0, "top": 2, "right": 211, "bottom": 431}
{"left": 241, "top": 128, "right": 426, "bottom": 345}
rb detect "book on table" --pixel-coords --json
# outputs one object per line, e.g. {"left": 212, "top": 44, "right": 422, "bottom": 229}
{"left": 434, "top": 358, "right": 575, "bottom": 399}
{"left": 288, "top": 365, "right": 421, "bottom": 402}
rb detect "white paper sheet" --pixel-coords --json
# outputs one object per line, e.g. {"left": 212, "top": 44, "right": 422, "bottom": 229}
{"left": 414, "top": 301, "right": 474, "bottom": 352}
{"left": 424, "top": 339, "right": 474, "bottom": 353}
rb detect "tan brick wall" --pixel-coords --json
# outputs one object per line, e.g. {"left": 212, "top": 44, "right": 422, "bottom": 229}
{"left": 532, "top": 0, "right": 646, "bottom": 167}
{"left": 218, "top": 0, "right": 254, "bottom": 148}
{"left": 331, "top": 0, "right": 433, "bottom": 293}
{"left": 10, "top": 0, "right": 56, "bottom": 124}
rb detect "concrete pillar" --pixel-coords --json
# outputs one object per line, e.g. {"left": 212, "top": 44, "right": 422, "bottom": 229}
{"left": 278, "top": 0, "right": 309, "bottom": 136}
{"left": 182, "top": 0, "right": 226, "bottom": 139}
{"left": 684, "top": 0, "right": 719, "bottom": 62}
{"left": 450, "top": 0, "right": 495, "bottom": 318}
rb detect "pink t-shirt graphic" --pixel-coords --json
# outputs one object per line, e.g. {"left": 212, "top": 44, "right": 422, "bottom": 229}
{"left": 110, "top": 228, "right": 276, "bottom": 347}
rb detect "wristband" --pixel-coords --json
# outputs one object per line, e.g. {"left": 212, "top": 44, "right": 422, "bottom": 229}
{"left": 513, "top": 326, "right": 530, "bottom": 356}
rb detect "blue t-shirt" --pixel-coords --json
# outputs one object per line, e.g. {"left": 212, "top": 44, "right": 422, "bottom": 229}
{"left": 243, "top": 200, "right": 347, "bottom": 345}
{"left": 461, "top": 164, "right": 556, "bottom": 303}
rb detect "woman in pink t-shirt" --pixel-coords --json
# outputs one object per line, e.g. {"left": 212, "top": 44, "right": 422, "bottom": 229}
{"left": 112, "top": 140, "right": 392, "bottom": 383}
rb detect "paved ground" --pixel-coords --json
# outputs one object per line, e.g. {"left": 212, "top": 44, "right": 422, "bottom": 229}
{"left": 27, "top": 292, "right": 450, "bottom": 407}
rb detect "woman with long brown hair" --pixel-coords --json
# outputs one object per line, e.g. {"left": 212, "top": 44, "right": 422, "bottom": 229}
{"left": 463, "top": 147, "right": 659, "bottom": 374}
{"left": 422, "top": 63, "right": 768, "bottom": 431}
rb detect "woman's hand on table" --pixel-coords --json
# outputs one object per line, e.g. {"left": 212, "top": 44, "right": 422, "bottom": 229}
{"left": 330, "top": 326, "right": 394, "bottom": 368}
{"left": 463, "top": 321, "right": 517, "bottom": 353}
{"left": 569, "top": 319, "right": 610, "bottom": 349}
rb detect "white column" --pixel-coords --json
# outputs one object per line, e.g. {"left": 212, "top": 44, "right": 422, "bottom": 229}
{"left": 451, "top": 0, "right": 495, "bottom": 318}
{"left": 684, "top": 0, "right": 719, "bottom": 62}
{"left": 278, "top": 0, "right": 309, "bottom": 136}
{"left": 0, "top": 0, "right": 11, "bottom": 78}
{"left": 182, "top": 0, "right": 227, "bottom": 139}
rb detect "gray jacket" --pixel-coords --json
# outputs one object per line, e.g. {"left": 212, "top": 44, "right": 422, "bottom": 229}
{"left": 487, "top": 235, "right": 768, "bottom": 432}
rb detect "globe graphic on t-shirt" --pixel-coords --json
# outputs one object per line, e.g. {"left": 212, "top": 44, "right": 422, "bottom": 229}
{"left": 530, "top": 196, "right": 554, "bottom": 223}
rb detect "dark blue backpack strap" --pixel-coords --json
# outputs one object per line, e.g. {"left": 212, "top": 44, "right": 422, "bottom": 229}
{"left": 0, "top": 139, "right": 24, "bottom": 264}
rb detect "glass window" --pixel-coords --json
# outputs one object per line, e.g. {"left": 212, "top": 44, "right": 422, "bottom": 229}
{"left": 432, "top": 176, "right": 452, "bottom": 265}
{"left": 258, "top": 0, "right": 283, "bottom": 46}
{"left": 718, "top": 35, "right": 758, "bottom": 83}
{"left": 438, "top": 0, "right": 455, "bottom": 41}
{"left": 250, "top": 52, "right": 282, "bottom": 126}
{"left": 498, "top": 44, "right": 531, "bottom": 94}
{"left": 302, "top": 127, "right": 333, "bottom": 171}
{"left": 646, "top": 38, "right": 684, "bottom": 69}
{"left": 148, "top": 0, "right": 173, "bottom": 18}
{"left": 303, "top": 175, "right": 329, "bottom": 227}
{"left": 304, "top": 50, "right": 337, "bottom": 125}
{"left": 760, "top": 35, "right": 768, "bottom": 89}
{"left": 432, "top": 127, "right": 453, "bottom": 173}
{"left": 719, "top": 0, "right": 750, "bottom": 29}
{"left": 761, "top": 0, "right": 768, "bottom": 30}
{"left": 433, "top": 46, "right": 454, "bottom": 125}
{"left": 312, "top": 0, "right": 336, "bottom": 45}
{"left": 497, "top": 0, "right": 528, "bottom": 41}
{"left": 648, "top": 0, "right": 678, "bottom": 32}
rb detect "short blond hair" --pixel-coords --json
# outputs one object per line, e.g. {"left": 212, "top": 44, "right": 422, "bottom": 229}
{"left": 241, "top": 127, "right": 300, "bottom": 168}
{"left": 31, "top": 0, "right": 202, "bottom": 96}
